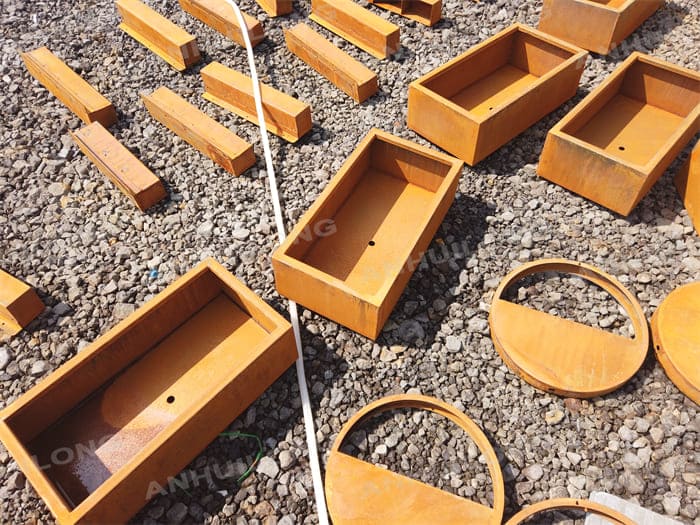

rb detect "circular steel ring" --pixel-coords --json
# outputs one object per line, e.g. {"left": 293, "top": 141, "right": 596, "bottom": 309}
{"left": 489, "top": 259, "right": 649, "bottom": 398}
{"left": 505, "top": 498, "right": 636, "bottom": 525}
{"left": 326, "top": 394, "right": 505, "bottom": 524}
{"left": 651, "top": 281, "right": 700, "bottom": 405}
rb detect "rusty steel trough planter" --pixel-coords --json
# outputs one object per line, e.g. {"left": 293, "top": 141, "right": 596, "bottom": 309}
{"left": 0, "top": 259, "right": 296, "bottom": 525}
{"left": 408, "top": 23, "right": 587, "bottom": 166}
{"left": 538, "top": 52, "right": 700, "bottom": 216}
{"left": 538, "top": 0, "right": 664, "bottom": 55}
{"left": 676, "top": 141, "right": 700, "bottom": 235}
{"left": 272, "top": 129, "right": 463, "bottom": 340}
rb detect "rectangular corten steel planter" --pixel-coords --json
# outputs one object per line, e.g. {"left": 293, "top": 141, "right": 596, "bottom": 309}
{"left": 676, "top": 141, "right": 700, "bottom": 234}
{"left": 408, "top": 24, "right": 587, "bottom": 166}
{"left": 539, "top": 52, "right": 700, "bottom": 216}
{"left": 538, "top": 0, "right": 664, "bottom": 55}
{"left": 0, "top": 258, "right": 296, "bottom": 525}
{"left": 272, "top": 129, "right": 463, "bottom": 340}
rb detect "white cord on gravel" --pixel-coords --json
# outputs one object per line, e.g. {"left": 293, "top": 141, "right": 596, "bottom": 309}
{"left": 221, "top": 2, "right": 330, "bottom": 524}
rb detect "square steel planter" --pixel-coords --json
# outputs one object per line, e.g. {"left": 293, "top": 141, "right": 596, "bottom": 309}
{"left": 538, "top": 0, "right": 664, "bottom": 55}
{"left": 272, "top": 129, "right": 463, "bottom": 340}
{"left": 408, "top": 24, "right": 587, "bottom": 165}
{"left": 0, "top": 259, "right": 296, "bottom": 524}
{"left": 676, "top": 142, "right": 700, "bottom": 234}
{"left": 539, "top": 52, "right": 700, "bottom": 216}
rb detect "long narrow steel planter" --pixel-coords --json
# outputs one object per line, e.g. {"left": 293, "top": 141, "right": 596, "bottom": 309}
{"left": 0, "top": 258, "right": 296, "bottom": 524}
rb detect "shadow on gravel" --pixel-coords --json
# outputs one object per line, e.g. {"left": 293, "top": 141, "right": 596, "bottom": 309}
{"left": 601, "top": 2, "right": 689, "bottom": 66}
{"left": 378, "top": 193, "right": 491, "bottom": 349}
{"left": 626, "top": 136, "right": 697, "bottom": 226}
{"left": 474, "top": 86, "right": 591, "bottom": 173}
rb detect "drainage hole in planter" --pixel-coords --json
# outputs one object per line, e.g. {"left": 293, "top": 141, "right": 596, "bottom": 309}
{"left": 167, "top": 395, "right": 175, "bottom": 404}
{"left": 368, "top": 240, "right": 376, "bottom": 246}
{"left": 618, "top": 145, "right": 626, "bottom": 151}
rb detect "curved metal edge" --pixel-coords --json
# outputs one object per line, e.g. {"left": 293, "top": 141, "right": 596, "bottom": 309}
{"left": 505, "top": 498, "right": 637, "bottom": 525}
{"left": 327, "top": 394, "right": 505, "bottom": 522}
{"left": 488, "top": 258, "right": 649, "bottom": 397}
{"left": 651, "top": 305, "right": 700, "bottom": 405}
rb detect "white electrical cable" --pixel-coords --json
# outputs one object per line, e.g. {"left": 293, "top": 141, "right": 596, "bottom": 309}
{"left": 221, "top": 2, "right": 330, "bottom": 524}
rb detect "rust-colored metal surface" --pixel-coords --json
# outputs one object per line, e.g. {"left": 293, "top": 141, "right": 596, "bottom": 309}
{"left": 142, "top": 86, "right": 256, "bottom": 176}
{"left": 651, "top": 282, "right": 700, "bottom": 405}
{"left": 254, "top": 0, "right": 292, "bottom": 17}
{"left": 178, "top": 0, "right": 265, "bottom": 48}
{"left": 0, "top": 258, "right": 297, "bottom": 524}
{"left": 71, "top": 122, "right": 167, "bottom": 211}
{"left": 675, "top": 141, "right": 700, "bottom": 235}
{"left": 272, "top": 129, "right": 463, "bottom": 340}
{"left": 538, "top": 0, "right": 664, "bottom": 55}
{"left": 367, "top": 0, "right": 442, "bottom": 27}
{"left": 489, "top": 259, "right": 649, "bottom": 398}
{"left": 117, "top": 0, "right": 200, "bottom": 71}
{"left": 309, "top": 0, "right": 400, "bottom": 60}
{"left": 325, "top": 394, "right": 505, "bottom": 525}
{"left": 0, "top": 270, "right": 45, "bottom": 337}
{"left": 505, "top": 498, "right": 636, "bottom": 525}
{"left": 201, "top": 61, "right": 313, "bottom": 143}
{"left": 538, "top": 52, "right": 700, "bottom": 216}
{"left": 408, "top": 23, "right": 587, "bottom": 166}
{"left": 284, "top": 23, "right": 378, "bottom": 103}
{"left": 21, "top": 47, "right": 117, "bottom": 127}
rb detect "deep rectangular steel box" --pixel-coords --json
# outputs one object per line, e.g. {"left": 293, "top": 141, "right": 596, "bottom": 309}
{"left": 408, "top": 24, "right": 587, "bottom": 166}
{"left": 272, "top": 129, "right": 463, "bottom": 340}
{"left": 538, "top": 52, "right": 700, "bottom": 216}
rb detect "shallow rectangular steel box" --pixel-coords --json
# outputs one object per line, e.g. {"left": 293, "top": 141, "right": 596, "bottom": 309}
{"left": 272, "top": 129, "right": 463, "bottom": 340}
{"left": 538, "top": 0, "right": 664, "bottom": 55}
{"left": 0, "top": 259, "right": 296, "bottom": 525}
{"left": 539, "top": 52, "right": 700, "bottom": 216}
{"left": 408, "top": 23, "right": 587, "bottom": 166}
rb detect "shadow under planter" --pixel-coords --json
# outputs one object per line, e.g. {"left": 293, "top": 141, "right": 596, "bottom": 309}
{"left": 408, "top": 23, "right": 587, "bottom": 166}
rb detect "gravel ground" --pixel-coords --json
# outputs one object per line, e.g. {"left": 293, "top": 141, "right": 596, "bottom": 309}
{"left": 1, "top": 0, "right": 699, "bottom": 523}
